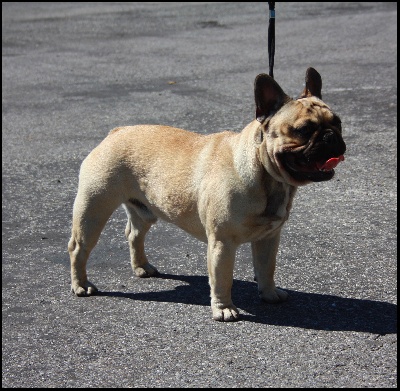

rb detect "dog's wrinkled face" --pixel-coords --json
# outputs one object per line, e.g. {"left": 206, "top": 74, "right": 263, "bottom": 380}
{"left": 265, "top": 96, "right": 346, "bottom": 185}
{"left": 255, "top": 68, "right": 346, "bottom": 186}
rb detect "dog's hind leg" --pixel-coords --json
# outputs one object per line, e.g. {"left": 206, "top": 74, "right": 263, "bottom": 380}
{"left": 68, "top": 190, "right": 120, "bottom": 296}
{"left": 123, "top": 200, "right": 158, "bottom": 278}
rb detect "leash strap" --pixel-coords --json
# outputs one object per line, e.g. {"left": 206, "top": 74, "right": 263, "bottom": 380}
{"left": 268, "top": 2, "right": 275, "bottom": 78}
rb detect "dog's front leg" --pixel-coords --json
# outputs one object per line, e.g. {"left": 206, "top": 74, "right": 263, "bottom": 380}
{"left": 251, "top": 231, "right": 288, "bottom": 303}
{"left": 207, "top": 237, "right": 240, "bottom": 322}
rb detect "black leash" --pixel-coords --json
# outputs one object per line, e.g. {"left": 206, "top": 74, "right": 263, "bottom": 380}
{"left": 267, "top": 2, "right": 275, "bottom": 78}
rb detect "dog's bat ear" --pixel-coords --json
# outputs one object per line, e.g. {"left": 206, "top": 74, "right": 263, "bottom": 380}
{"left": 300, "top": 67, "right": 322, "bottom": 99}
{"left": 254, "top": 74, "right": 291, "bottom": 122}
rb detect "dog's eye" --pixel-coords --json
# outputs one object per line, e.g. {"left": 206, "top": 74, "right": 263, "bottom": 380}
{"left": 296, "top": 124, "right": 316, "bottom": 136}
{"left": 296, "top": 126, "right": 309, "bottom": 134}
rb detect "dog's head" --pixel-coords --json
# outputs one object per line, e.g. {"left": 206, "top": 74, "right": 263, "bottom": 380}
{"left": 254, "top": 68, "right": 346, "bottom": 186}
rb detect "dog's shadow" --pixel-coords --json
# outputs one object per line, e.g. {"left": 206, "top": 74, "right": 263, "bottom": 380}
{"left": 97, "top": 273, "right": 397, "bottom": 334}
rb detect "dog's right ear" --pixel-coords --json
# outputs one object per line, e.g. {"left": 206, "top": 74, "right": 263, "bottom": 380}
{"left": 254, "top": 74, "right": 291, "bottom": 122}
{"left": 299, "top": 67, "right": 322, "bottom": 99}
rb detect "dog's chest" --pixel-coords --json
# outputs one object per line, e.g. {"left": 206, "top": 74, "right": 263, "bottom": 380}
{"left": 248, "top": 184, "right": 296, "bottom": 240}
{"left": 266, "top": 185, "right": 291, "bottom": 218}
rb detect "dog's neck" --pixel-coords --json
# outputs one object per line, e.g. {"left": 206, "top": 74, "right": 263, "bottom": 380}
{"left": 232, "top": 121, "right": 278, "bottom": 184}
{"left": 232, "top": 120, "right": 297, "bottom": 195}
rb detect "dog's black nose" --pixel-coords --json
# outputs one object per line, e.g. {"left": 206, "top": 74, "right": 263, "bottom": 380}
{"left": 322, "top": 130, "right": 346, "bottom": 154}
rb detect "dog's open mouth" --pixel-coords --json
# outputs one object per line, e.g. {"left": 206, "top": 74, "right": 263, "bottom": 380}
{"left": 281, "top": 153, "right": 345, "bottom": 182}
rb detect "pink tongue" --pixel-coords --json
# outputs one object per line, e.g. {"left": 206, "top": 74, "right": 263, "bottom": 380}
{"left": 317, "top": 155, "right": 345, "bottom": 170}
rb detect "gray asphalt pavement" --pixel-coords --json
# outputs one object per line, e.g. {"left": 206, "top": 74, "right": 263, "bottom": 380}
{"left": 2, "top": 2, "right": 397, "bottom": 388}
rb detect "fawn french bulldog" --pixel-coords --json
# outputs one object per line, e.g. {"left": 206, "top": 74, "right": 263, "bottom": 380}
{"left": 68, "top": 68, "right": 346, "bottom": 321}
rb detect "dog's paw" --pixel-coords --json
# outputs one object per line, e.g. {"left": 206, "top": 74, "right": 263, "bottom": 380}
{"left": 134, "top": 263, "right": 159, "bottom": 278}
{"left": 71, "top": 280, "right": 98, "bottom": 296}
{"left": 259, "top": 287, "right": 288, "bottom": 303}
{"left": 211, "top": 304, "right": 240, "bottom": 322}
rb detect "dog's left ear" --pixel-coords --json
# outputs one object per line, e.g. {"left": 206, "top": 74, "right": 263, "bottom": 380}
{"left": 254, "top": 74, "right": 291, "bottom": 122}
{"left": 300, "top": 67, "right": 322, "bottom": 99}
